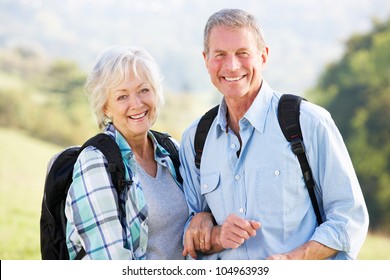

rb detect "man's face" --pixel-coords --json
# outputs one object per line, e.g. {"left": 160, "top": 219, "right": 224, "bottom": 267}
{"left": 203, "top": 25, "right": 268, "bottom": 101}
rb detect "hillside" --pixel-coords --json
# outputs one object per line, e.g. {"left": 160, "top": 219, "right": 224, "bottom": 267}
{"left": 0, "top": 127, "right": 64, "bottom": 259}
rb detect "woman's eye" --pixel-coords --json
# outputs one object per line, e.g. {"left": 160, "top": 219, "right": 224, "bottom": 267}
{"left": 117, "top": 94, "right": 128, "bottom": 101}
{"left": 140, "top": 88, "right": 150, "bottom": 94}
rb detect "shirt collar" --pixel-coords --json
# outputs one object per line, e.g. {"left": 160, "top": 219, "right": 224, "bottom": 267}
{"left": 104, "top": 124, "right": 170, "bottom": 163}
{"left": 245, "top": 80, "right": 273, "bottom": 133}
{"left": 214, "top": 80, "right": 274, "bottom": 137}
{"left": 214, "top": 99, "right": 228, "bottom": 138}
{"left": 104, "top": 124, "right": 132, "bottom": 159}
{"left": 147, "top": 130, "right": 172, "bottom": 162}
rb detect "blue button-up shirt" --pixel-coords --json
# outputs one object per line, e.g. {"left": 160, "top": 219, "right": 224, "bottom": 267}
{"left": 179, "top": 81, "right": 369, "bottom": 260}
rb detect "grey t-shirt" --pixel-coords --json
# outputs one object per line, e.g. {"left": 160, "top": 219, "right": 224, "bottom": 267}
{"left": 137, "top": 163, "right": 188, "bottom": 260}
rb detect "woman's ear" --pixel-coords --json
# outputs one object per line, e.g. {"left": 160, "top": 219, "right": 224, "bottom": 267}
{"left": 103, "top": 105, "right": 110, "bottom": 117}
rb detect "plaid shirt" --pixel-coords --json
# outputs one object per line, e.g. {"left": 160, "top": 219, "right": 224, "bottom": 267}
{"left": 65, "top": 124, "right": 182, "bottom": 259}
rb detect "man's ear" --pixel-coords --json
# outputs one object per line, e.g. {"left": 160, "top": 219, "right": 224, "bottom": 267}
{"left": 203, "top": 51, "right": 212, "bottom": 65}
{"left": 203, "top": 51, "right": 211, "bottom": 73}
{"left": 261, "top": 46, "right": 269, "bottom": 65}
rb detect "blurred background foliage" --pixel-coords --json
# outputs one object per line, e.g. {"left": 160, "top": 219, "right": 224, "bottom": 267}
{"left": 0, "top": 0, "right": 389, "bottom": 259}
{"left": 307, "top": 18, "right": 390, "bottom": 232}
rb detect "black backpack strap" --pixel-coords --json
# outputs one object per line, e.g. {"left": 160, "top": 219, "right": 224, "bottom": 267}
{"left": 194, "top": 105, "right": 219, "bottom": 169}
{"left": 73, "top": 133, "right": 130, "bottom": 260}
{"left": 150, "top": 130, "right": 183, "bottom": 185}
{"left": 278, "top": 94, "right": 323, "bottom": 225}
{"left": 82, "top": 133, "right": 131, "bottom": 193}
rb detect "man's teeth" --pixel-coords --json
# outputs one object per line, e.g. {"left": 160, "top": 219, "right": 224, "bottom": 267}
{"left": 130, "top": 111, "right": 147, "bottom": 119}
{"left": 224, "top": 76, "right": 242, "bottom": 81}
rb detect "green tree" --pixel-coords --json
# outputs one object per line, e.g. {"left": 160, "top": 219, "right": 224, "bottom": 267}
{"left": 308, "top": 18, "right": 390, "bottom": 232}
{"left": 40, "top": 60, "right": 86, "bottom": 104}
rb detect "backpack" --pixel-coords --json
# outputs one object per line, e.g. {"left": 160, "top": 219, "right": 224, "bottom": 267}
{"left": 194, "top": 94, "right": 323, "bottom": 225}
{"left": 40, "top": 130, "right": 182, "bottom": 260}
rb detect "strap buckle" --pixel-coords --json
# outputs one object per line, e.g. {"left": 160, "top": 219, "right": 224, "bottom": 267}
{"left": 290, "top": 136, "right": 305, "bottom": 155}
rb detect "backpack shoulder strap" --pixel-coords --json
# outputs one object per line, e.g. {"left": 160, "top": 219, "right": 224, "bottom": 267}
{"left": 72, "top": 133, "right": 129, "bottom": 260}
{"left": 150, "top": 130, "right": 183, "bottom": 185}
{"left": 194, "top": 105, "right": 219, "bottom": 169}
{"left": 81, "top": 133, "right": 130, "bottom": 192}
{"left": 277, "top": 94, "right": 305, "bottom": 141}
{"left": 277, "top": 94, "right": 323, "bottom": 225}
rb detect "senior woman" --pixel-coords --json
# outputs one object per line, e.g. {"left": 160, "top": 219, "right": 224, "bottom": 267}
{"left": 65, "top": 46, "right": 188, "bottom": 260}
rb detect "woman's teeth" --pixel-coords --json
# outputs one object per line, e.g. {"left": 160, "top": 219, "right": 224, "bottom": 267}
{"left": 129, "top": 111, "right": 147, "bottom": 119}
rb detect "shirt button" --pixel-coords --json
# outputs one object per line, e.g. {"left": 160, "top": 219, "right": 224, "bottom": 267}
{"left": 231, "top": 144, "right": 236, "bottom": 149}
{"left": 203, "top": 184, "right": 208, "bottom": 189}
{"left": 239, "top": 208, "right": 244, "bottom": 213}
{"left": 274, "top": 170, "right": 280, "bottom": 176}
{"left": 235, "top": 175, "right": 241, "bottom": 180}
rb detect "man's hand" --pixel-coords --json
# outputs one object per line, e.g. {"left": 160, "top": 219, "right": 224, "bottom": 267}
{"left": 183, "top": 213, "right": 261, "bottom": 259}
{"left": 219, "top": 214, "right": 261, "bottom": 249}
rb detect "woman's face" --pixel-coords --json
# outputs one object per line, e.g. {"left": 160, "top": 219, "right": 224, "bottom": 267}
{"left": 104, "top": 72, "right": 157, "bottom": 140}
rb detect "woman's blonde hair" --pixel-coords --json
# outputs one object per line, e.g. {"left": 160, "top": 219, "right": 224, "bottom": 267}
{"left": 85, "top": 46, "right": 164, "bottom": 130}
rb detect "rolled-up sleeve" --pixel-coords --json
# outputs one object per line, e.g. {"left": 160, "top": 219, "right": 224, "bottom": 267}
{"left": 179, "top": 122, "right": 212, "bottom": 231}
{"left": 302, "top": 103, "right": 369, "bottom": 259}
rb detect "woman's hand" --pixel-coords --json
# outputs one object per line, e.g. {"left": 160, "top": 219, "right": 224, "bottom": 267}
{"left": 182, "top": 212, "right": 215, "bottom": 259}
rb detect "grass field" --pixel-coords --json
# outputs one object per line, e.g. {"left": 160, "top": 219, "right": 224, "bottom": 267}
{"left": 0, "top": 127, "right": 389, "bottom": 260}
{"left": 0, "top": 127, "right": 63, "bottom": 259}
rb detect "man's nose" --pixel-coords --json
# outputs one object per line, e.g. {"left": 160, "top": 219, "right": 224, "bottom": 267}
{"left": 224, "top": 55, "right": 240, "bottom": 71}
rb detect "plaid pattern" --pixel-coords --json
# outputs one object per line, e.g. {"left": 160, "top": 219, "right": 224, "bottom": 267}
{"left": 65, "top": 124, "right": 182, "bottom": 259}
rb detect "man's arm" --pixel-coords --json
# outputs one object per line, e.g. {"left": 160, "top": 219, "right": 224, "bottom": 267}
{"left": 267, "top": 240, "right": 338, "bottom": 260}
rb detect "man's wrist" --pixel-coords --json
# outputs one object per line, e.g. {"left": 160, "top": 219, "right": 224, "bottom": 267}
{"left": 211, "top": 225, "right": 223, "bottom": 249}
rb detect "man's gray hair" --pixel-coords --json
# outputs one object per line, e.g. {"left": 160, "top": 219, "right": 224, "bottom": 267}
{"left": 203, "top": 8, "right": 266, "bottom": 54}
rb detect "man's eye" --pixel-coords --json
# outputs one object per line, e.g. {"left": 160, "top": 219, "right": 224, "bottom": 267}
{"left": 238, "top": 51, "right": 249, "bottom": 56}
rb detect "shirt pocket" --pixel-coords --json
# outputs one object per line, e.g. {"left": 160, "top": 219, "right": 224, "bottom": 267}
{"left": 200, "top": 171, "right": 220, "bottom": 196}
{"left": 253, "top": 165, "right": 306, "bottom": 216}
{"left": 200, "top": 171, "right": 227, "bottom": 220}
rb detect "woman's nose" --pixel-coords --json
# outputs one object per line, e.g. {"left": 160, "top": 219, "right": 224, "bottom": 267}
{"left": 129, "top": 94, "right": 142, "bottom": 109}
